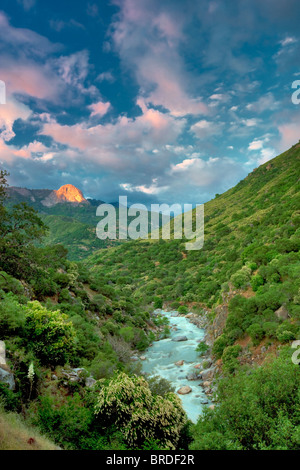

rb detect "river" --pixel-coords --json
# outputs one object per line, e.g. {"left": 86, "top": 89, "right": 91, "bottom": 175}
{"left": 141, "top": 309, "right": 209, "bottom": 423}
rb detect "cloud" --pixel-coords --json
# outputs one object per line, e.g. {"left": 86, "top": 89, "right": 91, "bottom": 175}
{"left": 17, "top": 0, "right": 36, "bottom": 11}
{"left": 248, "top": 139, "right": 264, "bottom": 151}
{"left": 245, "top": 93, "right": 279, "bottom": 114}
{"left": 89, "top": 101, "right": 111, "bottom": 117}
{"left": 190, "top": 120, "right": 224, "bottom": 139}
{"left": 280, "top": 36, "right": 297, "bottom": 47}
{"left": 0, "top": 96, "right": 32, "bottom": 141}
{"left": 110, "top": 0, "right": 208, "bottom": 117}
{"left": 278, "top": 117, "right": 300, "bottom": 151}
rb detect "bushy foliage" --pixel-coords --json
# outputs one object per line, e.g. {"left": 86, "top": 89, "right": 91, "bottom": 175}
{"left": 191, "top": 350, "right": 300, "bottom": 450}
{"left": 94, "top": 372, "right": 188, "bottom": 449}
{"left": 24, "top": 301, "right": 76, "bottom": 365}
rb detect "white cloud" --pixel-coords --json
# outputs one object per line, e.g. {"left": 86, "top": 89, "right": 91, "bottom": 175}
{"left": 190, "top": 120, "right": 224, "bottom": 139}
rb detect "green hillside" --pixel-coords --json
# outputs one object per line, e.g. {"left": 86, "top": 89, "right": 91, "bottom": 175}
{"left": 84, "top": 143, "right": 300, "bottom": 449}
{"left": 0, "top": 143, "right": 299, "bottom": 451}
{"left": 86, "top": 143, "right": 300, "bottom": 310}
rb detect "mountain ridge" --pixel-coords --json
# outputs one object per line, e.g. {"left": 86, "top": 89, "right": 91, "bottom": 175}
{"left": 6, "top": 184, "right": 89, "bottom": 207}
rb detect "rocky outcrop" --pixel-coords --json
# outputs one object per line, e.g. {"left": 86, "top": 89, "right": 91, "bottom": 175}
{"left": 61, "top": 368, "right": 95, "bottom": 387}
{"left": 0, "top": 341, "right": 15, "bottom": 390}
{"left": 0, "top": 366, "right": 15, "bottom": 390}
{"left": 41, "top": 184, "right": 89, "bottom": 207}
{"left": 200, "top": 366, "right": 216, "bottom": 382}
{"left": 275, "top": 305, "right": 289, "bottom": 320}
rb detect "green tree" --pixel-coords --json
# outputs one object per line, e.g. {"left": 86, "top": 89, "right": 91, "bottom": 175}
{"left": 94, "top": 372, "right": 187, "bottom": 449}
{"left": 24, "top": 301, "right": 76, "bottom": 365}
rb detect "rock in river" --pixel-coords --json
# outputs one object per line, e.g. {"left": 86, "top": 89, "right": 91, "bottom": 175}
{"left": 177, "top": 385, "right": 192, "bottom": 395}
{"left": 172, "top": 335, "right": 188, "bottom": 342}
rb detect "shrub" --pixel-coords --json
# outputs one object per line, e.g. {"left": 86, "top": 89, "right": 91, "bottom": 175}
{"left": 250, "top": 275, "right": 264, "bottom": 292}
{"left": 222, "top": 345, "right": 242, "bottom": 374}
{"left": 24, "top": 301, "right": 76, "bottom": 365}
{"left": 178, "top": 305, "right": 188, "bottom": 314}
{"left": 191, "top": 350, "right": 300, "bottom": 450}
{"left": 196, "top": 342, "right": 209, "bottom": 356}
{"left": 0, "top": 293, "right": 26, "bottom": 337}
{"left": 212, "top": 334, "right": 232, "bottom": 359}
{"left": 246, "top": 323, "right": 264, "bottom": 346}
{"left": 153, "top": 297, "right": 163, "bottom": 309}
{"left": 94, "top": 372, "right": 187, "bottom": 449}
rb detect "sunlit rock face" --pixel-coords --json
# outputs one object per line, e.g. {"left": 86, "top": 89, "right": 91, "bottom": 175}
{"left": 41, "top": 184, "right": 89, "bottom": 207}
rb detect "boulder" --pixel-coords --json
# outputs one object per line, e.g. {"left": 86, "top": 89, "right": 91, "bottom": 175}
{"left": 0, "top": 366, "right": 15, "bottom": 390}
{"left": 209, "top": 404, "right": 215, "bottom": 411}
{"left": 275, "top": 305, "right": 289, "bottom": 320}
{"left": 172, "top": 335, "right": 188, "bottom": 342}
{"left": 177, "top": 385, "right": 192, "bottom": 395}
{"left": 175, "top": 360, "right": 184, "bottom": 366}
{"left": 85, "top": 376, "right": 96, "bottom": 388}
{"left": 186, "top": 371, "right": 200, "bottom": 381}
{"left": 140, "top": 356, "right": 146, "bottom": 361}
{"left": 200, "top": 366, "right": 216, "bottom": 382}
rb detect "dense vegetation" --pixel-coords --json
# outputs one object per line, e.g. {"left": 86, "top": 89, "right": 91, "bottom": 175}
{"left": 85, "top": 143, "right": 300, "bottom": 449}
{"left": 0, "top": 169, "right": 190, "bottom": 450}
{"left": 0, "top": 142, "right": 299, "bottom": 450}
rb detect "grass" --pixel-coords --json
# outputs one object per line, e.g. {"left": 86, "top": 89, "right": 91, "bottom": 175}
{"left": 0, "top": 407, "right": 59, "bottom": 450}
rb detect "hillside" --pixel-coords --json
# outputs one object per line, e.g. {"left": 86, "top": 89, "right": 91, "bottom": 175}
{"left": 5, "top": 185, "right": 161, "bottom": 260}
{"left": 4, "top": 185, "right": 115, "bottom": 260}
{"left": 0, "top": 143, "right": 299, "bottom": 451}
{"left": 84, "top": 143, "right": 300, "bottom": 449}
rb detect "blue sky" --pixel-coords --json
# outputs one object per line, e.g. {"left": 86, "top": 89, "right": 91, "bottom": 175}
{"left": 0, "top": 0, "right": 299, "bottom": 205}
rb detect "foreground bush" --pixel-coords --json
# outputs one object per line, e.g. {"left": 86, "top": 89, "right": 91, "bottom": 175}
{"left": 94, "top": 372, "right": 189, "bottom": 449}
{"left": 191, "top": 349, "right": 300, "bottom": 450}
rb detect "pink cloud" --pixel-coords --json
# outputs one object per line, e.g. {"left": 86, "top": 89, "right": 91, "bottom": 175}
{"left": 0, "top": 61, "right": 60, "bottom": 100}
{"left": 89, "top": 101, "right": 111, "bottom": 117}
{"left": 278, "top": 119, "right": 300, "bottom": 151}
{"left": 111, "top": 0, "right": 207, "bottom": 117}
{"left": 0, "top": 96, "right": 32, "bottom": 141}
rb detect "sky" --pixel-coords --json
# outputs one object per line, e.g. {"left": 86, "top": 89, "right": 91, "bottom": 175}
{"left": 0, "top": 0, "right": 299, "bottom": 206}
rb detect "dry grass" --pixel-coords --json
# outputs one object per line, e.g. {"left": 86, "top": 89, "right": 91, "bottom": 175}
{"left": 0, "top": 409, "right": 59, "bottom": 450}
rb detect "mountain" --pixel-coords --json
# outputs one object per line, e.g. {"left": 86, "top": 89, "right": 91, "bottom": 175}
{"left": 5, "top": 184, "right": 115, "bottom": 260}
{"left": 5, "top": 184, "right": 160, "bottom": 261}
{"left": 40, "top": 184, "right": 89, "bottom": 207}
{"left": 6, "top": 184, "right": 89, "bottom": 207}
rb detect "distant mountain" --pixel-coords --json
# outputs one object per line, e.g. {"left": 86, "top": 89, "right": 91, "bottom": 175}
{"left": 5, "top": 184, "right": 160, "bottom": 260}
{"left": 5, "top": 184, "right": 116, "bottom": 260}
{"left": 6, "top": 184, "right": 89, "bottom": 208}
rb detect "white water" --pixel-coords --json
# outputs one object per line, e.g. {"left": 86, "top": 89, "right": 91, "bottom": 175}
{"left": 141, "top": 310, "right": 208, "bottom": 423}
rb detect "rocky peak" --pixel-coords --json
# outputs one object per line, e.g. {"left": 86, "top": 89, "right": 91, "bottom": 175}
{"left": 56, "top": 184, "right": 86, "bottom": 203}
{"left": 41, "top": 184, "right": 89, "bottom": 207}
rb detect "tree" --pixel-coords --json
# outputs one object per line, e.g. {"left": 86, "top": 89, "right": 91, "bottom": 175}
{"left": 25, "top": 301, "right": 76, "bottom": 365}
{"left": 94, "top": 372, "right": 187, "bottom": 449}
{"left": 0, "top": 169, "right": 47, "bottom": 278}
